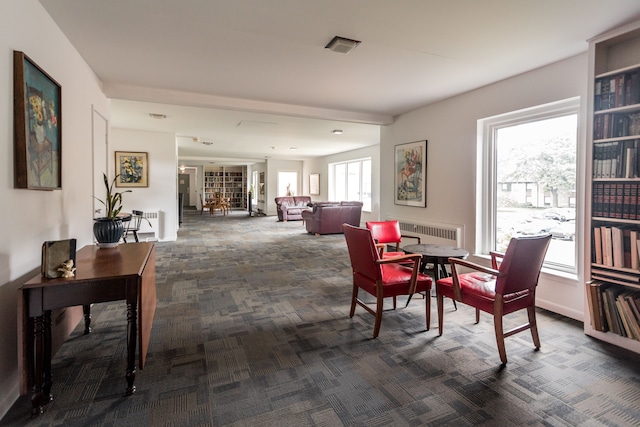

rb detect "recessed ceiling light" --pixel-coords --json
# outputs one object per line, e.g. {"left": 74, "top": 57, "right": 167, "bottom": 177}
{"left": 332, "top": 129, "right": 343, "bottom": 135}
{"left": 289, "top": 147, "right": 297, "bottom": 150}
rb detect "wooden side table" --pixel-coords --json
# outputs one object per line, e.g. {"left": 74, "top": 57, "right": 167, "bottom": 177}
{"left": 19, "top": 242, "right": 156, "bottom": 416}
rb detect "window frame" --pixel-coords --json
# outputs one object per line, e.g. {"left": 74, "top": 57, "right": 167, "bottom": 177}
{"left": 476, "top": 97, "right": 581, "bottom": 274}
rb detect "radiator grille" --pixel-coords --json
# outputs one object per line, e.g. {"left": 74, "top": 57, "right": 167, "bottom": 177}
{"left": 399, "top": 222, "right": 457, "bottom": 242}
{"left": 139, "top": 211, "right": 159, "bottom": 241}
{"left": 388, "top": 217, "right": 464, "bottom": 247}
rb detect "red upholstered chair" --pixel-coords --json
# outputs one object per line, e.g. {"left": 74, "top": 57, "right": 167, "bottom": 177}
{"left": 436, "top": 234, "right": 551, "bottom": 365}
{"left": 343, "top": 224, "right": 433, "bottom": 338}
{"left": 365, "top": 220, "right": 421, "bottom": 258}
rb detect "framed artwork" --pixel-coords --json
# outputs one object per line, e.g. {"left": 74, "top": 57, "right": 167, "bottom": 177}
{"left": 309, "top": 173, "right": 320, "bottom": 195}
{"left": 13, "top": 51, "right": 62, "bottom": 190}
{"left": 394, "top": 140, "right": 427, "bottom": 207}
{"left": 115, "top": 151, "right": 148, "bottom": 187}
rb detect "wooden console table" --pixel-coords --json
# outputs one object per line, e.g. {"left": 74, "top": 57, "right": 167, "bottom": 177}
{"left": 19, "top": 242, "right": 156, "bottom": 416}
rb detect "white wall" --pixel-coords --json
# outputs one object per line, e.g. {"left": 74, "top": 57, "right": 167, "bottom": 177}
{"left": 381, "top": 54, "right": 589, "bottom": 320}
{"left": 304, "top": 144, "right": 381, "bottom": 225}
{"left": 110, "top": 129, "right": 178, "bottom": 241}
{"left": 0, "top": 0, "right": 110, "bottom": 417}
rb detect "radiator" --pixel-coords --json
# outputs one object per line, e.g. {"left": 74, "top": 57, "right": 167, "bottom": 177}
{"left": 138, "top": 211, "right": 159, "bottom": 241}
{"left": 387, "top": 216, "right": 465, "bottom": 248}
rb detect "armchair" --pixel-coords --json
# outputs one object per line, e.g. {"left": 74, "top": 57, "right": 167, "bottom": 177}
{"left": 343, "top": 224, "right": 432, "bottom": 338}
{"left": 436, "top": 234, "right": 551, "bottom": 365}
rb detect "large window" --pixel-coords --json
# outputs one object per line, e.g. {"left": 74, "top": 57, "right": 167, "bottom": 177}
{"left": 329, "top": 158, "right": 371, "bottom": 211}
{"left": 478, "top": 98, "right": 579, "bottom": 273}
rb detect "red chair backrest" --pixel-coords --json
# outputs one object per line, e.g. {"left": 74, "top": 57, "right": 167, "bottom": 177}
{"left": 365, "top": 220, "right": 402, "bottom": 245}
{"left": 343, "top": 224, "right": 383, "bottom": 282}
{"left": 495, "top": 234, "right": 551, "bottom": 296}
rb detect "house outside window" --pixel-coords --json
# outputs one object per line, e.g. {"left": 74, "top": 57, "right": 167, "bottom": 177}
{"left": 478, "top": 98, "right": 579, "bottom": 273}
{"left": 329, "top": 158, "right": 372, "bottom": 211}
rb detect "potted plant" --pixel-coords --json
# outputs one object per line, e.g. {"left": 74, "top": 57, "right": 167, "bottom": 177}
{"left": 93, "top": 173, "right": 131, "bottom": 248}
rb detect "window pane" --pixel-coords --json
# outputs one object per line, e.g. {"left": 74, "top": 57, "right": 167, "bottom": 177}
{"left": 362, "top": 159, "right": 371, "bottom": 211}
{"left": 347, "top": 162, "right": 360, "bottom": 201}
{"left": 335, "top": 164, "right": 346, "bottom": 201}
{"left": 278, "top": 171, "right": 298, "bottom": 196}
{"left": 495, "top": 114, "right": 577, "bottom": 269}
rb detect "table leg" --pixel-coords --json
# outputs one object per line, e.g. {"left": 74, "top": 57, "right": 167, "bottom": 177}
{"left": 125, "top": 301, "right": 137, "bottom": 395}
{"left": 30, "top": 310, "right": 53, "bottom": 417}
{"left": 83, "top": 304, "right": 92, "bottom": 334}
{"left": 30, "top": 315, "right": 44, "bottom": 416}
{"left": 42, "top": 310, "right": 53, "bottom": 405}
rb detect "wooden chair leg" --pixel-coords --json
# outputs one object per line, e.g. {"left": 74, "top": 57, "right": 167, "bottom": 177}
{"left": 437, "top": 293, "right": 444, "bottom": 336}
{"left": 475, "top": 308, "right": 480, "bottom": 324}
{"left": 350, "top": 283, "right": 358, "bottom": 318}
{"left": 493, "top": 306, "right": 507, "bottom": 365}
{"left": 373, "top": 291, "right": 384, "bottom": 338}
{"left": 393, "top": 296, "right": 397, "bottom": 310}
{"left": 527, "top": 306, "right": 541, "bottom": 349}
{"left": 425, "top": 291, "right": 431, "bottom": 331}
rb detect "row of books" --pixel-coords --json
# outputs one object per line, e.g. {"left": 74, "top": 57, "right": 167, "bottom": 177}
{"left": 594, "top": 70, "right": 640, "bottom": 111}
{"left": 592, "top": 182, "right": 640, "bottom": 219}
{"left": 586, "top": 281, "right": 640, "bottom": 340}
{"left": 592, "top": 226, "right": 640, "bottom": 269}
{"left": 592, "top": 140, "right": 640, "bottom": 178}
{"left": 593, "top": 113, "right": 640, "bottom": 140}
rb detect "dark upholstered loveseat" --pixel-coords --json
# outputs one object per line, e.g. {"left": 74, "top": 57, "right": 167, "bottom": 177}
{"left": 301, "top": 201, "right": 363, "bottom": 235}
{"left": 275, "top": 196, "right": 312, "bottom": 221}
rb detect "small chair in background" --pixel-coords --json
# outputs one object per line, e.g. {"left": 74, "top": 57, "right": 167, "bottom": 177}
{"left": 366, "top": 220, "right": 421, "bottom": 259}
{"left": 123, "top": 210, "right": 144, "bottom": 243}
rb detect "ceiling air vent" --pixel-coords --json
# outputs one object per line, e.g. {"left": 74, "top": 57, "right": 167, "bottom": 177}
{"left": 325, "top": 36, "right": 361, "bottom": 54}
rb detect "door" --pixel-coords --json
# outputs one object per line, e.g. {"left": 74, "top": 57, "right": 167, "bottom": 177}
{"left": 179, "top": 173, "right": 190, "bottom": 206}
{"left": 92, "top": 108, "right": 108, "bottom": 218}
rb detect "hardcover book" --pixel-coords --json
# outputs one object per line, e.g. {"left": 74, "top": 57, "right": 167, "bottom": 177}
{"left": 41, "top": 239, "right": 77, "bottom": 279}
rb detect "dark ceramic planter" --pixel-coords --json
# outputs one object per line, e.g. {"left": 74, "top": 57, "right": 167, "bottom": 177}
{"left": 93, "top": 218, "right": 124, "bottom": 248}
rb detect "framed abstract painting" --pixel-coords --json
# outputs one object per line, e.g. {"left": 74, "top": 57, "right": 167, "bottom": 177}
{"left": 14, "top": 51, "right": 62, "bottom": 190}
{"left": 115, "top": 151, "right": 148, "bottom": 187}
{"left": 394, "top": 140, "right": 427, "bottom": 207}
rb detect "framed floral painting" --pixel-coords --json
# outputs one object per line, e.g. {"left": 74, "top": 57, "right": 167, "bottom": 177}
{"left": 115, "top": 151, "right": 148, "bottom": 187}
{"left": 394, "top": 140, "right": 427, "bottom": 207}
{"left": 13, "top": 51, "right": 62, "bottom": 190}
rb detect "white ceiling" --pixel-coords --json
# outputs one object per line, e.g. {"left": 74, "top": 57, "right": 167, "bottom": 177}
{"left": 40, "top": 0, "right": 640, "bottom": 165}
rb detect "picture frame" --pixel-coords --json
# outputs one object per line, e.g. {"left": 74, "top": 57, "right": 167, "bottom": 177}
{"left": 309, "top": 173, "right": 320, "bottom": 195}
{"left": 13, "top": 51, "right": 62, "bottom": 190}
{"left": 115, "top": 151, "right": 148, "bottom": 187}
{"left": 394, "top": 140, "right": 427, "bottom": 207}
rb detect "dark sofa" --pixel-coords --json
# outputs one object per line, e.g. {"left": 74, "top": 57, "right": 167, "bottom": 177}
{"left": 301, "top": 201, "right": 363, "bottom": 235}
{"left": 275, "top": 196, "right": 312, "bottom": 221}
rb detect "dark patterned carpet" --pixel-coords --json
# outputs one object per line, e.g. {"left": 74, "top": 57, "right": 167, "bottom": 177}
{"left": 3, "top": 208, "right": 640, "bottom": 426}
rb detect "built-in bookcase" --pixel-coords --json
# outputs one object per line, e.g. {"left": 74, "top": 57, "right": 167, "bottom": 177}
{"left": 204, "top": 166, "right": 247, "bottom": 210}
{"left": 586, "top": 20, "right": 640, "bottom": 353}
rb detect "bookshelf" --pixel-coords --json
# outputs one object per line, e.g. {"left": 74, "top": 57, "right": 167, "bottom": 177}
{"left": 586, "top": 21, "right": 640, "bottom": 353}
{"left": 204, "top": 166, "right": 247, "bottom": 210}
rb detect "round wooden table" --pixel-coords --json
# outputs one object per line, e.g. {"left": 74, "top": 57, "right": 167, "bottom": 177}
{"left": 402, "top": 243, "right": 469, "bottom": 281}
